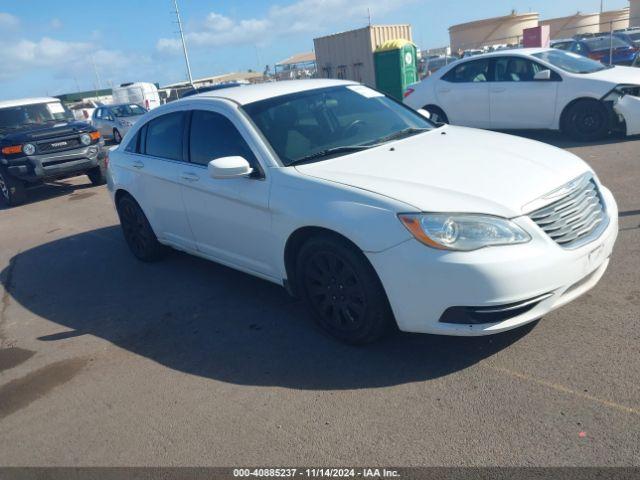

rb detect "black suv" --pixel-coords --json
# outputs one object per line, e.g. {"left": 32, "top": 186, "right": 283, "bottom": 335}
{"left": 0, "top": 97, "right": 107, "bottom": 206}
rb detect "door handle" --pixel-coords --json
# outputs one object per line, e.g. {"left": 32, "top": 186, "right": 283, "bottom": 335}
{"left": 132, "top": 160, "right": 144, "bottom": 169}
{"left": 180, "top": 172, "right": 199, "bottom": 182}
{"left": 490, "top": 87, "right": 506, "bottom": 93}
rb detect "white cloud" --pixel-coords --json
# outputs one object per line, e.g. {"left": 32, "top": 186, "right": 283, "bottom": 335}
{"left": 0, "top": 12, "right": 19, "bottom": 29}
{"left": 157, "top": 0, "right": 411, "bottom": 54}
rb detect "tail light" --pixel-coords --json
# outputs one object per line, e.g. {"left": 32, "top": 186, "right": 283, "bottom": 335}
{"left": 403, "top": 87, "right": 415, "bottom": 98}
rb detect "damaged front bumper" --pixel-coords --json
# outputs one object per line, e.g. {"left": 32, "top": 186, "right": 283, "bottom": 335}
{"left": 613, "top": 94, "right": 640, "bottom": 136}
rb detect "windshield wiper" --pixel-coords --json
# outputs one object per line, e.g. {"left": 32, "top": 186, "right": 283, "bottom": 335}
{"left": 368, "top": 127, "right": 429, "bottom": 146}
{"left": 288, "top": 145, "right": 373, "bottom": 166}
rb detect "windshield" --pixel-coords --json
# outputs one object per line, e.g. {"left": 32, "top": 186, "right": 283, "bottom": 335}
{"left": 111, "top": 104, "right": 146, "bottom": 117}
{"left": 242, "top": 85, "right": 433, "bottom": 166}
{"left": 583, "top": 36, "right": 630, "bottom": 50}
{"left": 0, "top": 102, "right": 74, "bottom": 130}
{"left": 533, "top": 50, "right": 609, "bottom": 74}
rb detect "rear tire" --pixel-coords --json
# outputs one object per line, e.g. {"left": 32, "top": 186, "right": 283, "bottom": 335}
{"left": 423, "top": 105, "right": 449, "bottom": 124}
{"left": 562, "top": 99, "right": 609, "bottom": 142}
{"left": 116, "top": 194, "right": 168, "bottom": 262}
{"left": 295, "top": 234, "right": 395, "bottom": 344}
{"left": 0, "top": 169, "right": 27, "bottom": 207}
{"left": 113, "top": 129, "right": 122, "bottom": 144}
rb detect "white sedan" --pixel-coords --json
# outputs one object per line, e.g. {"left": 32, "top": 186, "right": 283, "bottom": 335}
{"left": 107, "top": 79, "right": 618, "bottom": 344}
{"left": 404, "top": 48, "right": 640, "bottom": 141}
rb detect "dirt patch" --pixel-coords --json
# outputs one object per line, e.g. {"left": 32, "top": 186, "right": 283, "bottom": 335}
{"left": 0, "top": 347, "right": 35, "bottom": 373}
{"left": 0, "top": 357, "right": 88, "bottom": 420}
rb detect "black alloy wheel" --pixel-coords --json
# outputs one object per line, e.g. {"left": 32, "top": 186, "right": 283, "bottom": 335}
{"left": 116, "top": 195, "right": 167, "bottom": 262}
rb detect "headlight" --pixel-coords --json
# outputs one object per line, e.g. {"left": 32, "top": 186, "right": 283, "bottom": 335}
{"left": 80, "top": 133, "right": 92, "bottom": 146}
{"left": 22, "top": 143, "right": 36, "bottom": 155}
{"left": 399, "top": 213, "right": 531, "bottom": 251}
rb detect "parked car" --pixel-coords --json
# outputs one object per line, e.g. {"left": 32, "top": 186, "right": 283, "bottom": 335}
{"left": 68, "top": 100, "right": 103, "bottom": 121}
{"left": 0, "top": 97, "right": 105, "bottom": 206}
{"left": 420, "top": 55, "right": 458, "bottom": 77}
{"left": 107, "top": 80, "right": 618, "bottom": 344}
{"left": 404, "top": 48, "right": 640, "bottom": 141}
{"left": 551, "top": 36, "right": 639, "bottom": 66}
{"left": 91, "top": 103, "right": 147, "bottom": 144}
{"left": 613, "top": 28, "right": 640, "bottom": 48}
{"left": 112, "top": 82, "right": 160, "bottom": 111}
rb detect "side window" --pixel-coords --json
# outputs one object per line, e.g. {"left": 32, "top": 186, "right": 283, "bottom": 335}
{"left": 95, "top": 108, "right": 102, "bottom": 119}
{"left": 553, "top": 42, "right": 571, "bottom": 51}
{"left": 573, "top": 43, "right": 585, "bottom": 55}
{"left": 124, "top": 129, "right": 140, "bottom": 153}
{"left": 189, "top": 110, "right": 257, "bottom": 167}
{"left": 145, "top": 112, "right": 185, "bottom": 161}
{"left": 442, "top": 59, "right": 490, "bottom": 83}
{"left": 494, "top": 57, "right": 540, "bottom": 82}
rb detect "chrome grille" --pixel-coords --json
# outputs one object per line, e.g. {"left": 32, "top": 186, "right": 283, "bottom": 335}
{"left": 529, "top": 175, "right": 607, "bottom": 249}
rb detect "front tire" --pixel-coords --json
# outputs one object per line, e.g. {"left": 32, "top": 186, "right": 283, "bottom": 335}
{"left": 116, "top": 194, "right": 168, "bottom": 262}
{"left": 296, "top": 234, "right": 395, "bottom": 344}
{"left": 423, "top": 105, "right": 449, "bottom": 124}
{"left": 562, "top": 99, "right": 609, "bottom": 142}
{"left": 0, "top": 169, "right": 27, "bottom": 207}
{"left": 87, "top": 164, "right": 107, "bottom": 186}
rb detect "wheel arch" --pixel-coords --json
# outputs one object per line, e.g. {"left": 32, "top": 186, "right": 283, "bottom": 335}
{"left": 558, "top": 96, "right": 605, "bottom": 131}
{"left": 283, "top": 226, "right": 368, "bottom": 297}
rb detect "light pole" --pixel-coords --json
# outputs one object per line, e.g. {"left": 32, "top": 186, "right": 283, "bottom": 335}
{"left": 173, "top": 0, "right": 194, "bottom": 87}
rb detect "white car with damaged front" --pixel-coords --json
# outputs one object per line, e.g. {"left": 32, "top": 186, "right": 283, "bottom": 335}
{"left": 404, "top": 48, "right": 640, "bottom": 141}
{"left": 107, "top": 79, "right": 618, "bottom": 344}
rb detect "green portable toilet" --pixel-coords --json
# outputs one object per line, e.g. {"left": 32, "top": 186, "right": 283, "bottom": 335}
{"left": 374, "top": 39, "right": 418, "bottom": 101}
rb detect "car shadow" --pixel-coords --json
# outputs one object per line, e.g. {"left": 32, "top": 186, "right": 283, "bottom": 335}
{"left": 497, "top": 130, "right": 639, "bottom": 149}
{"left": 0, "top": 226, "right": 535, "bottom": 390}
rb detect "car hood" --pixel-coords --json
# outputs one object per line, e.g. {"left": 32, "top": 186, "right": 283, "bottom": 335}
{"left": 0, "top": 120, "right": 93, "bottom": 143}
{"left": 295, "top": 126, "right": 591, "bottom": 218}
{"left": 582, "top": 65, "right": 640, "bottom": 85}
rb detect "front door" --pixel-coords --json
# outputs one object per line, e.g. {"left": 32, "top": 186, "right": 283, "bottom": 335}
{"left": 179, "top": 109, "right": 276, "bottom": 279}
{"left": 489, "top": 56, "right": 560, "bottom": 129}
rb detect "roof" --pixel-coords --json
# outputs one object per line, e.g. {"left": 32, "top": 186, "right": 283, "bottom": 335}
{"left": 375, "top": 39, "right": 416, "bottom": 52}
{"left": 193, "top": 79, "right": 357, "bottom": 105}
{"left": 457, "top": 47, "right": 552, "bottom": 59}
{"left": 162, "top": 72, "right": 263, "bottom": 89}
{"left": 0, "top": 97, "right": 60, "bottom": 109}
{"left": 276, "top": 51, "right": 316, "bottom": 66}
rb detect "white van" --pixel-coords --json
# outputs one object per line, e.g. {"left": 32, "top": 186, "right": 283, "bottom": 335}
{"left": 112, "top": 82, "right": 160, "bottom": 110}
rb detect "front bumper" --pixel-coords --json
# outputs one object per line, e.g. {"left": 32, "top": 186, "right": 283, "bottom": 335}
{"left": 5, "top": 144, "right": 102, "bottom": 182}
{"left": 614, "top": 95, "right": 640, "bottom": 136}
{"left": 367, "top": 187, "right": 618, "bottom": 336}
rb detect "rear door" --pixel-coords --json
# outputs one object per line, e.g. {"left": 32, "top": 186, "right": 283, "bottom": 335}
{"left": 178, "top": 108, "right": 275, "bottom": 278}
{"left": 489, "top": 56, "right": 560, "bottom": 129}
{"left": 126, "top": 110, "right": 196, "bottom": 250}
{"left": 436, "top": 58, "right": 491, "bottom": 128}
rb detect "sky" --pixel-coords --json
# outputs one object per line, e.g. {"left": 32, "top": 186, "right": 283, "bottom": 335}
{"left": 0, "top": 0, "right": 631, "bottom": 100}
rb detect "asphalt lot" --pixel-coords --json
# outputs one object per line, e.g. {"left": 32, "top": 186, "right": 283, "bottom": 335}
{"left": 0, "top": 131, "right": 638, "bottom": 466}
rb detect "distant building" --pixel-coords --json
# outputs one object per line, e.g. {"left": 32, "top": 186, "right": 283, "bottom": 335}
{"left": 162, "top": 71, "right": 264, "bottom": 90}
{"left": 599, "top": 8, "right": 630, "bottom": 32}
{"left": 55, "top": 88, "right": 113, "bottom": 104}
{"left": 275, "top": 52, "right": 316, "bottom": 81}
{"left": 449, "top": 12, "right": 539, "bottom": 52}
{"left": 631, "top": 0, "right": 640, "bottom": 27}
{"left": 540, "top": 12, "right": 601, "bottom": 39}
{"left": 314, "top": 24, "right": 412, "bottom": 87}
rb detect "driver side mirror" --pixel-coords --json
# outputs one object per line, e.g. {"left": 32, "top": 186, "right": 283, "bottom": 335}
{"left": 208, "top": 156, "right": 253, "bottom": 179}
{"left": 534, "top": 69, "right": 552, "bottom": 81}
{"left": 417, "top": 109, "right": 431, "bottom": 119}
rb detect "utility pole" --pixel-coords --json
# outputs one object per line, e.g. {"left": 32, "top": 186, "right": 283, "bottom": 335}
{"left": 173, "top": 0, "right": 194, "bottom": 87}
{"left": 600, "top": 0, "right": 604, "bottom": 12}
